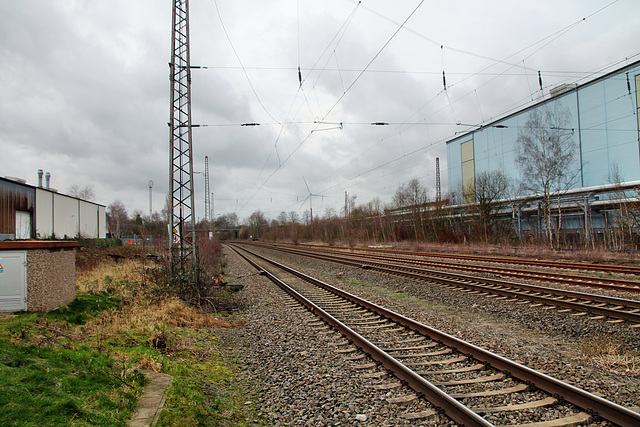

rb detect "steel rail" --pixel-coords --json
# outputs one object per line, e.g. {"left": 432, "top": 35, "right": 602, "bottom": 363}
{"left": 231, "top": 243, "right": 640, "bottom": 426}
{"left": 228, "top": 245, "right": 493, "bottom": 427}
{"left": 278, "top": 242, "right": 640, "bottom": 276}
{"left": 262, "top": 244, "right": 640, "bottom": 324}
{"left": 297, "top": 245, "right": 640, "bottom": 293}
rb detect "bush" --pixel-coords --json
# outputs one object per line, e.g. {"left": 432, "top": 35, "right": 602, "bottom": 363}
{"left": 75, "top": 239, "right": 145, "bottom": 273}
{"left": 77, "top": 238, "right": 123, "bottom": 248}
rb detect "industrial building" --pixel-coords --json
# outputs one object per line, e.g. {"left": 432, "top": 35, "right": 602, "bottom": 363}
{"left": 0, "top": 171, "right": 106, "bottom": 241}
{"left": 446, "top": 59, "right": 640, "bottom": 241}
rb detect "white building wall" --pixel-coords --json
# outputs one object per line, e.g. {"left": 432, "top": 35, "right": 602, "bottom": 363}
{"left": 35, "top": 189, "right": 54, "bottom": 239}
{"left": 79, "top": 200, "right": 97, "bottom": 237}
{"left": 53, "top": 193, "right": 78, "bottom": 239}
{"left": 98, "top": 205, "right": 106, "bottom": 238}
{"left": 9, "top": 185, "right": 106, "bottom": 240}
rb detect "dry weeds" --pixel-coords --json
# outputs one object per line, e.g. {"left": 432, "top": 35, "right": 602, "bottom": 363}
{"left": 577, "top": 336, "right": 640, "bottom": 376}
{"left": 75, "top": 258, "right": 246, "bottom": 371}
{"left": 76, "top": 259, "right": 144, "bottom": 294}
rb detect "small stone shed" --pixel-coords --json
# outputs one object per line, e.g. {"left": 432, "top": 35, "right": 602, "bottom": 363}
{"left": 0, "top": 241, "right": 78, "bottom": 312}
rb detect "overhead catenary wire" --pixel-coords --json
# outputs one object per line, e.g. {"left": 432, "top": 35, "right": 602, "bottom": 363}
{"left": 317, "top": 0, "right": 426, "bottom": 123}
{"left": 236, "top": 0, "right": 363, "bottom": 212}
{"left": 226, "top": 0, "right": 622, "bottom": 210}
{"left": 212, "top": 0, "right": 282, "bottom": 125}
{"left": 199, "top": 0, "right": 631, "bottom": 219}
{"left": 239, "top": 0, "right": 426, "bottom": 213}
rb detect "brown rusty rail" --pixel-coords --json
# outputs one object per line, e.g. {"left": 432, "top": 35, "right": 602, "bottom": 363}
{"left": 280, "top": 242, "right": 640, "bottom": 276}
{"left": 274, "top": 243, "right": 640, "bottom": 293}
{"left": 230, "top": 243, "right": 640, "bottom": 426}
{"left": 254, "top": 243, "right": 640, "bottom": 326}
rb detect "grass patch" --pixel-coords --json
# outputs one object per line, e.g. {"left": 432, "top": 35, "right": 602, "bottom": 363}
{"left": 390, "top": 291, "right": 412, "bottom": 299}
{"left": 344, "top": 278, "right": 371, "bottom": 288}
{"left": 0, "top": 293, "right": 143, "bottom": 426}
{"left": 1, "top": 246, "right": 259, "bottom": 426}
{"left": 157, "top": 328, "right": 260, "bottom": 426}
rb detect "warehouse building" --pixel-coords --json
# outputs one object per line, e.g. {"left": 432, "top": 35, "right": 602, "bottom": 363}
{"left": 0, "top": 171, "right": 106, "bottom": 241}
{"left": 446, "top": 59, "right": 640, "bottom": 240}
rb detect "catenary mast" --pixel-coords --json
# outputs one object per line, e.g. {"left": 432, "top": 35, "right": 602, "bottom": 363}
{"left": 204, "top": 155, "right": 211, "bottom": 228}
{"left": 168, "top": 0, "right": 197, "bottom": 284}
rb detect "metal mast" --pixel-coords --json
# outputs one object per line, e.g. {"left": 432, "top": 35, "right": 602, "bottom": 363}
{"left": 169, "top": 0, "right": 197, "bottom": 283}
{"left": 435, "top": 157, "right": 441, "bottom": 203}
{"left": 204, "top": 156, "right": 211, "bottom": 226}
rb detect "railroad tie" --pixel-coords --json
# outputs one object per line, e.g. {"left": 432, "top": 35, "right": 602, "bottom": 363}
{"left": 352, "top": 362, "right": 377, "bottom": 370}
{"left": 387, "top": 394, "right": 418, "bottom": 404}
{"left": 373, "top": 382, "right": 402, "bottom": 390}
{"left": 416, "top": 363, "right": 485, "bottom": 375}
{"left": 403, "top": 409, "right": 438, "bottom": 420}
{"left": 362, "top": 370, "right": 388, "bottom": 379}
{"left": 472, "top": 396, "right": 557, "bottom": 413}
{"left": 450, "top": 383, "right": 528, "bottom": 399}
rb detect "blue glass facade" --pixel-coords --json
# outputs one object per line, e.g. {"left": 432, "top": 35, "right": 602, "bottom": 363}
{"left": 447, "top": 61, "right": 640, "bottom": 201}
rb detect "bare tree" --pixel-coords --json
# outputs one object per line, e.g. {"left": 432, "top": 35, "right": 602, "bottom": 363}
{"left": 393, "top": 178, "right": 430, "bottom": 240}
{"left": 246, "top": 210, "right": 268, "bottom": 239}
{"left": 516, "top": 106, "right": 579, "bottom": 246}
{"left": 216, "top": 213, "right": 238, "bottom": 229}
{"left": 474, "top": 170, "right": 511, "bottom": 242}
{"left": 107, "top": 200, "right": 129, "bottom": 238}
{"left": 68, "top": 184, "right": 95, "bottom": 201}
{"left": 606, "top": 163, "right": 634, "bottom": 250}
{"left": 288, "top": 211, "right": 299, "bottom": 224}
{"left": 277, "top": 211, "right": 288, "bottom": 225}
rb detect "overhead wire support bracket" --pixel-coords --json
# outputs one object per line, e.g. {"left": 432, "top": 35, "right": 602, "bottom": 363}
{"left": 311, "top": 121, "right": 343, "bottom": 133}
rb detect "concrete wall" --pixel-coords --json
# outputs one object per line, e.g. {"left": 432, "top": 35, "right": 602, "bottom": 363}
{"left": 26, "top": 246, "right": 76, "bottom": 311}
{"left": 0, "top": 241, "right": 78, "bottom": 312}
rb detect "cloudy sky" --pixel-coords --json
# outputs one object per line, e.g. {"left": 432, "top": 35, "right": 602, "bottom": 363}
{"left": 2, "top": 0, "right": 640, "bottom": 223}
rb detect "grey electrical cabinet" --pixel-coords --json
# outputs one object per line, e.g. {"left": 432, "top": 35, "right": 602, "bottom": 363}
{"left": 0, "top": 251, "right": 27, "bottom": 311}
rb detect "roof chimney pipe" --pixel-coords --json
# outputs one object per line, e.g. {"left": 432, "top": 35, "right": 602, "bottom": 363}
{"left": 38, "top": 169, "right": 44, "bottom": 187}
{"left": 45, "top": 172, "right": 51, "bottom": 189}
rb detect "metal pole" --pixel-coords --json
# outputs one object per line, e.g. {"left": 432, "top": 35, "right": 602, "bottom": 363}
{"left": 148, "top": 180, "right": 153, "bottom": 219}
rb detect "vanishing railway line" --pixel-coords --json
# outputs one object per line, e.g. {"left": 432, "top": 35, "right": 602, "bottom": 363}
{"left": 248, "top": 243, "right": 640, "bottom": 328}
{"left": 280, "top": 243, "right": 640, "bottom": 277}
{"left": 272, "top": 243, "right": 640, "bottom": 293}
{"left": 229, "top": 243, "right": 640, "bottom": 426}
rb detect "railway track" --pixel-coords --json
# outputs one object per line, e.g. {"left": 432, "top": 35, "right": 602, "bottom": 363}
{"left": 248, "top": 243, "right": 640, "bottom": 327}
{"left": 278, "top": 242, "right": 640, "bottom": 277}
{"left": 271, "top": 243, "right": 640, "bottom": 293}
{"left": 229, "top": 243, "right": 640, "bottom": 426}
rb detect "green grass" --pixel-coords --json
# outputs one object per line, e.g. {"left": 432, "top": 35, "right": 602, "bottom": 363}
{"left": 47, "top": 292, "right": 121, "bottom": 325}
{"left": 0, "top": 293, "right": 144, "bottom": 426}
{"left": 390, "top": 291, "right": 411, "bottom": 298}
{"left": 343, "top": 278, "right": 371, "bottom": 287}
{"left": 156, "top": 329, "right": 263, "bottom": 427}
{"left": 1, "top": 272, "right": 262, "bottom": 426}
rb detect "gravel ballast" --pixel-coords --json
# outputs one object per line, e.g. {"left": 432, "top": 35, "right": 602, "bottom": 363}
{"left": 217, "top": 244, "right": 640, "bottom": 426}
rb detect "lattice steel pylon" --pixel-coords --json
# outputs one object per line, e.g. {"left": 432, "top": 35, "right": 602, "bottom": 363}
{"left": 204, "top": 155, "right": 211, "bottom": 227}
{"left": 435, "top": 157, "right": 441, "bottom": 203}
{"left": 168, "top": 0, "right": 197, "bottom": 284}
